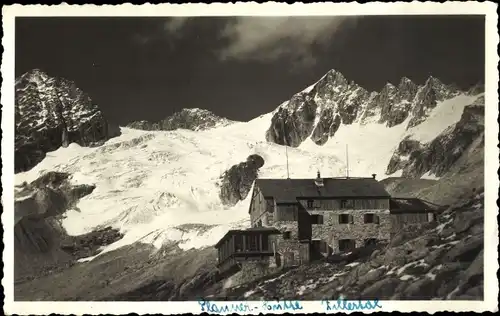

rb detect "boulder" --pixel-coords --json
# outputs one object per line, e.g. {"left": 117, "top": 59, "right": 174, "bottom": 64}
{"left": 443, "top": 235, "right": 483, "bottom": 263}
{"left": 403, "top": 278, "right": 436, "bottom": 299}
{"left": 218, "top": 154, "right": 265, "bottom": 206}
{"left": 361, "top": 277, "right": 400, "bottom": 299}
{"left": 460, "top": 249, "right": 483, "bottom": 290}
{"left": 357, "top": 268, "right": 385, "bottom": 287}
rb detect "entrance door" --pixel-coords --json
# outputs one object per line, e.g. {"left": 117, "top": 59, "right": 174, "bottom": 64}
{"left": 283, "top": 251, "right": 295, "bottom": 267}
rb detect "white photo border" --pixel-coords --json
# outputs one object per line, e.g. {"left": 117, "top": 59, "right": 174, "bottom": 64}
{"left": 2, "top": 2, "right": 498, "bottom": 314}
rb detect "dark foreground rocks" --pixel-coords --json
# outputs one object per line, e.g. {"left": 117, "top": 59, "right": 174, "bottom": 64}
{"left": 217, "top": 192, "right": 484, "bottom": 301}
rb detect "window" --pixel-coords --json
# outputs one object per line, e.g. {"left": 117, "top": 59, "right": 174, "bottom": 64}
{"left": 339, "top": 214, "right": 353, "bottom": 224}
{"left": 311, "top": 214, "right": 324, "bottom": 224}
{"left": 340, "top": 199, "right": 354, "bottom": 209}
{"left": 262, "top": 235, "right": 269, "bottom": 251}
{"left": 321, "top": 241, "right": 329, "bottom": 253}
{"left": 428, "top": 212, "right": 435, "bottom": 222}
{"left": 307, "top": 199, "right": 314, "bottom": 208}
{"left": 283, "top": 231, "right": 291, "bottom": 240}
{"left": 268, "top": 200, "right": 274, "bottom": 213}
{"left": 338, "top": 239, "right": 356, "bottom": 252}
{"left": 248, "top": 235, "right": 259, "bottom": 251}
{"left": 234, "top": 235, "right": 243, "bottom": 252}
{"left": 312, "top": 240, "right": 328, "bottom": 253}
{"left": 283, "top": 251, "right": 295, "bottom": 266}
{"left": 277, "top": 206, "right": 298, "bottom": 221}
{"left": 364, "top": 213, "right": 379, "bottom": 224}
{"left": 364, "top": 238, "right": 378, "bottom": 247}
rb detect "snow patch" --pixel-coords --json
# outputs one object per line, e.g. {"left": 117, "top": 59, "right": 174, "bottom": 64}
{"left": 421, "top": 171, "right": 441, "bottom": 180}
{"left": 345, "top": 262, "right": 360, "bottom": 268}
{"left": 399, "top": 274, "right": 417, "bottom": 281}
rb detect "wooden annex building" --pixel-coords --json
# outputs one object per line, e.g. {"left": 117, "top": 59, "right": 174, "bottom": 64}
{"left": 214, "top": 227, "right": 281, "bottom": 278}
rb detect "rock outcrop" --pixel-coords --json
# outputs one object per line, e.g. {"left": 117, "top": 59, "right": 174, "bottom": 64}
{"left": 60, "top": 226, "right": 124, "bottom": 260}
{"left": 379, "top": 77, "right": 418, "bottom": 127}
{"left": 266, "top": 96, "right": 317, "bottom": 147}
{"left": 387, "top": 100, "right": 485, "bottom": 177}
{"left": 15, "top": 69, "right": 121, "bottom": 173}
{"left": 14, "top": 171, "right": 122, "bottom": 281}
{"left": 218, "top": 154, "right": 265, "bottom": 206}
{"left": 126, "top": 108, "right": 236, "bottom": 132}
{"left": 407, "top": 76, "right": 460, "bottom": 128}
{"left": 15, "top": 172, "right": 96, "bottom": 224}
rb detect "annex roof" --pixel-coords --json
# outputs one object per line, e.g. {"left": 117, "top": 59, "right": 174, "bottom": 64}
{"left": 214, "top": 227, "right": 281, "bottom": 248}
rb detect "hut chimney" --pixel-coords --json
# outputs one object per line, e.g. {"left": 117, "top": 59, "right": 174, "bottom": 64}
{"left": 315, "top": 170, "right": 324, "bottom": 187}
{"left": 372, "top": 173, "right": 377, "bottom": 179}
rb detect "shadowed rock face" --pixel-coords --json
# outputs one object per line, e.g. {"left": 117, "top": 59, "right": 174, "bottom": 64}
{"left": 219, "top": 154, "right": 265, "bottom": 206}
{"left": 126, "top": 108, "right": 235, "bottom": 132}
{"left": 15, "top": 69, "right": 121, "bottom": 173}
{"left": 311, "top": 108, "right": 341, "bottom": 146}
{"left": 265, "top": 95, "right": 317, "bottom": 147}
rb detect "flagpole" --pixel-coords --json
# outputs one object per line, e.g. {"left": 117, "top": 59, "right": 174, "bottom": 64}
{"left": 346, "top": 144, "right": 349, "bottom": 178}
{"left": 286, "top": 143, "right": 290, "bottom": 179}
{"left": 283, "top": 123, "right": 290, "bottom": 179}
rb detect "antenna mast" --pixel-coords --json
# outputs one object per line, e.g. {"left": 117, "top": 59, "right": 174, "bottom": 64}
{"left": 346, "top": 144, "right": 350, "bottom": 178}
{"left": 285, "top": 144, "right": 290, "bottom": 179}
{"left": 283, "top": 124, "right": 290, "bottom": 179}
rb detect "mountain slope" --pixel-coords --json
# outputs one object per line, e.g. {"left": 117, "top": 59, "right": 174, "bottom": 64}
{"left": 15, "top": 69, "right": 121, "bottom": 173}
{"left": 14, "top": 68, "right": 485, "bottom": 301}
{"left": 15, "top": 69, "right": 484, "bottom": 262}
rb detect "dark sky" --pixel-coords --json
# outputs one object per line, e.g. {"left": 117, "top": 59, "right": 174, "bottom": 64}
{"left": 16, "top": 15, "right": 485, "bottom": 125}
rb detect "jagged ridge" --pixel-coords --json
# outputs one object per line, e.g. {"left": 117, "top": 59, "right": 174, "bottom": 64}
{"left": 126, "top": 108, "right": 237, "bottom": 132}
{"left": 265, "top": 69, "right": 476, "bottom": 147}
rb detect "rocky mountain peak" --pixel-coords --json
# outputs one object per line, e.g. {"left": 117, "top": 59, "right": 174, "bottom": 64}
{"left": 467, "top": 82, "right": 484, "bottom": 96}
{"left": 127, "top": 107, "right": 236, "bottom": 132}
{"left": 397, "top": 77, "right": 417, "bottom": 91}
{"left": 325, "top": 69, "right": 348, "bottom": 87}
{"left": 15, "top": 70, "right": 120, "bottom": 173}
{"left": 399, "top": 76, "right": 413, "bottom": 83}
{"left": 425, "top": 75, "right": 460, "bottom": 101}
{"left": 18, "top": 68, "right": 49, "bottom": 82}
{"left": 382, "top": 82, "right": 397, "bottom": 93}
{"left": 406, "top": 76, "right": 460, "bottom": 128}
